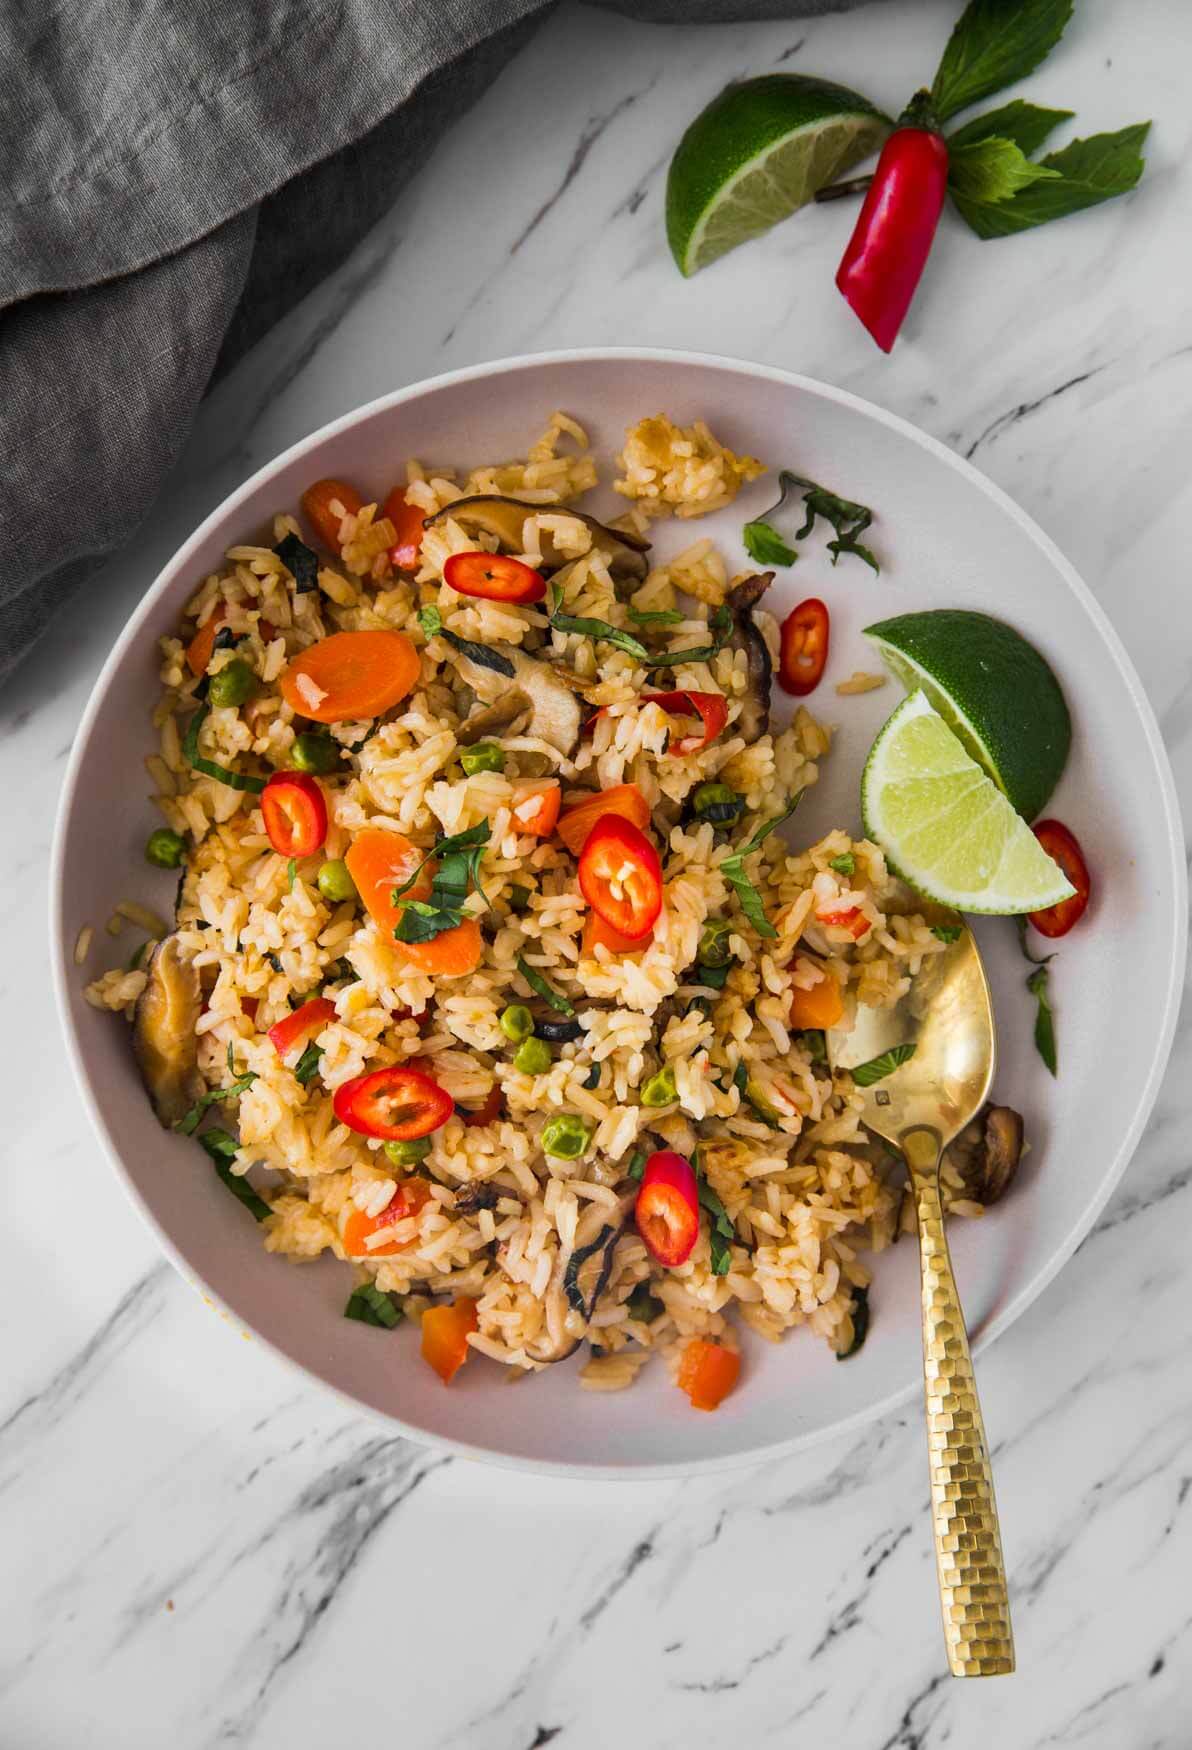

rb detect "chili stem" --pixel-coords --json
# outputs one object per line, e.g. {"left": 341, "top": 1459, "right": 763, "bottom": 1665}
{"left": 814, "top": 174, "right": 875, "bottom": 203}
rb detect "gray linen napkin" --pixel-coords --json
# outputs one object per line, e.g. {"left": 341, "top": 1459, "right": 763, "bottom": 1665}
{"left": 0, "top": 0, "right": 875, "bottom": 680}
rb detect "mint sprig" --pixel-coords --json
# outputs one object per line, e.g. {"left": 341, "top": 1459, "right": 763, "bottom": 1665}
{"left": 950, "top": 123, "right": 1150, "bottom": 240}
{"left": 931, "top": 0, "right": 1074, "bottom": 125}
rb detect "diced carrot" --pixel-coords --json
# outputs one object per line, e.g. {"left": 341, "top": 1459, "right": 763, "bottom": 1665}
{"left": 582, "top": 910, "right": 651, "bottom": 957}
{"left": 421, "top": 1298, "right": 479, "bottom": 1384}
{"left": 788, "top": 965, "right": 844, "bottom": 1030}
{"left": 280, "top": 629, "right": 421, "bottom": 723}
{"left": 557, "top": 783, "right": 651, "bottom": 857}
{"left": 676, "top": 1339, "right": 740, "bottom": 1412}
{"left": 302, "top": 478, "right": 364, "bottom": 553}
{"left": 185, "top": 605, "right": 227, "bottom": 678}
{"left": 342, "top": 1179, "right": 432, "bottom": 1258}
{"left": 510, "top": 780, "right": 561, "bottom": 839}
{"left": 383, "top": 486, "right": 427, "bottom": 572}
{"left": 346, "top": 828, "right": 432, "bottom": 936}
{"left": 397, "top": 917, "right": 484, "bottom": 978}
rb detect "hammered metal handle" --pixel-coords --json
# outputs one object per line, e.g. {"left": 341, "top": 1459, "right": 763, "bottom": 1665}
{"left": 903, "top": 1125, "right": 1015, "bottom": 1677}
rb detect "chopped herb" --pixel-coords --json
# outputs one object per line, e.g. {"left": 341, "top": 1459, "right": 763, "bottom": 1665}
{"left": 274, "top": 531, "right": 320, "bottom": 593}
{"left": 719, "top": 792, "right": 803, "bottom": 940}
{"left": 126, "top": 940, "right": 148, "bottom": 972}
{"left": 418, "top": 603, "right": 443, "bottom": 639}
{"left": 344, "top": 1283, "right": 404, "bottom": 1328}
{"left": 182, "top": 706, "right": 267, "bottom": 794}
{"left": 1027, "top": 964, "right": 1058, "bottom": 1076}
{"left": 799, "top": 1028, "right": 829, "bottom": 1065}
{"left": 440, "top": 630, "right": 516, "bottom": 678}
{"left": 293, "top": 1042, "right": 322, "bottom": 1087}
{"left": 549, "top": 610, "right": 650, "bottom": 662}
{"left": 175, "top": 1067, "right": 257, "bottom": 1136}
{"left": 627, "top": 1149, "right": 647, "bottom": 1182}
{"left": 287, "top": 857, "right": 298, "bottom": 889}
{"left": 198, "top": 1129, "right": 271, "bottom": 1220}
{"left": 750, "top": 470, "right": 879, "bottom": 574}
{"left": 506, "top": 883, "right": 532, "bottom": 913}
{"left": 392, "top": 822, "right": 491, "bottom": 946}
{"left": 697, "top": 1174, "right": 735, "bottom": 1276}
{"left": 582, "top": 1064, "right": 601, "bottom": 1091}
{"left": 626, "top": 1283, "right": 663, "bottom": 1324}
{"left": 647, "top": 603, "right": 734, "bottom": 669}
{"left": 829, "top": 852, "right": 856, "bottom": 877}
{"left": 1014, "top": 916, "right": 1056, "bottom": 968}
{"left": 626, "top": 606, "right": 684, "bottom": 626}
{"left": 931, "top": 923, "right": 964, "bottom": 944}
{"left": 851, "top": 1043, "right": 917, "bottom": 1087}
{"left": 693, "top": 959, "right": 729, "bottom": 990}
{"left": 516, "top": 954, "right": 575, "bottom": 1016}
{"left": 742, "top": 519, "right": 797, "bottom": 568}
{"left": 836, "top": 1284, "right": 870, "bottom": 1360}
{"left": 732, "top": 1060, "right": 748, "bottom": 1093}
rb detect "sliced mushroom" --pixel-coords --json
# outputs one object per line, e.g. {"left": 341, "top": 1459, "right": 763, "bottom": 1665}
{"left": 133, "top": 933, "right": 202, "bottom": 1127}
{"left": 454, "top": 688, "right": 531, "bottom": 747}
{"left": 944, "top": 1103, "right": 1025, "bottom": 1206}
{"left": 446, "top": 637, "right": 582, "bottom": 754}
{"left": 726, "top": 571, "right": 774, "bottom": 743}
{"left": 523, "top": 1196, "right": 632, "bottom": 1363}
{"left": 426, "top": 495, "right": 651, "bottom": 583}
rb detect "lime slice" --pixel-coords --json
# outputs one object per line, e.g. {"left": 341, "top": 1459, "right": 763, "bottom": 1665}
{"left": 862, "top": 691, "right": 1076, "bottom": 914}
{"left": 864, "top": 609, "right": 1070, "bottom": 822}
{"left": 666, "top": 75, "right": 890, "bottom": 278}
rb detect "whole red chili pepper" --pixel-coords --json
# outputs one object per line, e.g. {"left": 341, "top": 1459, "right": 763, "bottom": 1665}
{"left": 836, "top": 91, "right": 949, "bottom": 353}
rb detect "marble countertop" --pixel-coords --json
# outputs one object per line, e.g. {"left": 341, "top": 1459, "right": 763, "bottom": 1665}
{"left": 4, "top": 0, "right": 1191, "bottom": 1742}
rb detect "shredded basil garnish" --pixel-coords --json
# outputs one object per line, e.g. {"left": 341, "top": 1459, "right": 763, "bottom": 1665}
{"left": 627, "top": 607, "right": 684, "bottom": 626}
{"left": 931, "top": 923, "right": 963, "bottom": 944}
{"left": 293, "top": 1042, "right": 322, "bottom": 1087}
{"left": 198, "top": 1128, "right": 272, "bottom": 1220}
{"left": 550, "top": 610, "right": 650, "bottom": 662}
{"left": 646, "top": 603, "right": 734, "bottom": 669}
{"left": 440, "top": 630, "right": 516, "bottom": 677}
{"left": 850, "top": 1043, "right": 917, "bottom": 1087}
{"left": 836, "top": 1284, "right": 870, "bottom": 1360}
{"left": 516, "top": 954, "right": 575, "bottom": 1016}
{"left": 344, "top": 1283, "right": 404, "bottom": 1328}
{"left": 274, "top": 532, "right": 320, "bottom": 593}
{"left": 718, "top": 792, "right": 803, "bottom": 940}
{"left": 1027, "top": 965, "right": 1058, "bottom": 1076}
{"left": 829, "top": 853, "right": 856, "bottom": 877}
{"left": 182, "top": 706, "right": 267, "bottom": 794}
{"left": 392, "top": 822, "right": 491, "bottom": 945}
{"left": 175, "top": 1065, "right": 257, "bottom": 1136}
{"left": 741, "top": 520, "right": 797, "bottom": 568}
{"left": 751, "top": 470, "right": 879, "bottom": 573}
{"left": 696, "top": 1170, "right": 735, "bottom": 1276}
{"left": 626, "top": 1149, "right": 647, "bottom": 1182}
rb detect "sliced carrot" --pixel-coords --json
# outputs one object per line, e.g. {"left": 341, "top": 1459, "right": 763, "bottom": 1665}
{"left": 185, "top": 604, "right": 227, "bottom": 678}
{"left": 280, "top": 629, "right": 420, "bottom": 723}
{"left": 346, "top": 828, "right": 432, "bottom": 937}
{"left": 788, "top": 964, "right": 844, "bottom": 1030}
{"left": 677, "top": 1339, "right": 740, "bottom": 1412}
{"left": 383, "top": 486, "right": 427, "bottom": 572}
{"left": 557, "top": 783, "right": 651, "bottom": 857}
{"left": 397, "top": 917, "right": 484, "bottom": 978}
{"left": 302, "top": 477, "right": 364, "bottom": 553}
{"left": 342, "top": 1179, "right": 432, "bottom": 1258}
{"left": 510, "top": 780, "right": 561, "bottom": 839}
{"left": 421, "top": 1298, "right": 479, "bottom": 1384}
{"left": 582, "top": 910, "right": 651, "bottom": 958}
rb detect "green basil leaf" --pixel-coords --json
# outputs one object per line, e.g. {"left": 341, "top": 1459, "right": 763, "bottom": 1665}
{"left": 394, "top": 901, "right": 463, "bottom": 945}
{"left": 829, "top": 853, "right": 855, "bottom": 877}
{"left": 175, "top": 1071, "right": 257, "bottom": 1136}
{"left": 273, "top": 532, "right": 320, "bottom": 593}
{"left": 198, "top": 1129, "right": 272, "bottom": 1220}
{"left": 741, "top": 519, "right": 797, "bottom": 568}
{"left": 1014, "top": 916, "right": 1055, "bottom": 967}
{"left": 693, "top": 960, "right": 729, "bottom": 990}
{"left": 287, "top": 857, "right": 297, "bottom": 889}
{"left": 836, "top": 1284, "right": 870, "bottom": 1360}
{"left": 718, "top": 793, "right": 803, "bottom": 942}
{"left": 549, "top": 611, "right": 650, "bottom": 663}
{"left": 627, "top": 1149, "right": 647, "bottom": 1182}
{"left": 182, "top": 706, "right": 267, "bottom": 794}
{"left": 440, "top": 630, "right": 516, "bottom": 678}
{"left": 947, "top": 98, "right": 1073, "bottom": 156}
{"left": 516, "top": 954, "right": 575, "bottom": 1016}
{"left": 1027, "top": 964, "right": 1058, "bottom": 1076}
{"left": 646, "top": 603, "right": 734, "bottom": 669}
{"left": 418, "top": 604, "right": 442, "bottom": 638}
{"left": 732, "top": 792, "right": 804, "bottom": 861}
{"left": 799, "top": 1028, "right": 829, "bottom": 1066}
{"left": 627, "top": 607, "right": 684, "bottom": 626}
{"left": 696, "top": 1174, "right": 735, "bottom": 1276}
{"left": 293, "top": 1042, "right": 322, "bottom": 1087}
{"left": 951, "top": 123, "right": 1150, "bottom": 239}
{"left": 344, "top": 1283, "right": 404, "bottom": 1328}
{"left": 947, "top": 134, "right": 1060, "bottom": 204}
{"left": 931, "top": 923, "right": 963, "bottom": 944}
{"left": 755, "top": 472, "right": 879, "bottom": 574}
{"left": 850, "top": 1043, "right": 917, "bottom": 1087}
{"left": 931, "top": 0, "right": 1074, "bottom": 125}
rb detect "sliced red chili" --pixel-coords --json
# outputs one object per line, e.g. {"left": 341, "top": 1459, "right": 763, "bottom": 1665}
{"left": 268, "top": 996, "right": 336, "bottom": 1060}
{"left": 443, "top": 550, "right": 546, "bottom": 605}
{"left": 635, "top": 1151, "right": 700, "bottom": 1267}
{"left": 818, "top": 906, "right": 870, "bottom": 940}
{"left": 459, "top": 1084, "right": 503, "bottom": 1128}
{"left": 261, "top": 772, "right": 328, "bottom": 858}
{"left": 778, "top": 598, "right": 830, "bottom": 696}
{"left": 641, "top": 690, "right": 729, "bottom": 757}
{"left": 1028, "top": 820, "right": 1091, "bottom": 938}
{"left": 835, "top": 93, "right": 950, "bottom": 353}
{"left": 577, "top": 814, "right": 663, "bottom": 942}
{"left": 332, "top": 1065, "right": 454, "bottom": 1141}
{"left": 383, "top": 486, "right": 426, "bottom": 572}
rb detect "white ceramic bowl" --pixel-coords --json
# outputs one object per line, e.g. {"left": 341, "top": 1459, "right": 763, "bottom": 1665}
{"left": 52, "top": 350, "right": 1185, "bottom": 1475}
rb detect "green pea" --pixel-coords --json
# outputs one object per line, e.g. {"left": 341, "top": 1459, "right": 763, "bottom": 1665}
{"left": 692, "top": 781, "right": 743, "bottom": 825}
{"left": 698, "top": 917, "right": 733, "bottom": 968}
{"left": 514, "top": 1036, "right": 552, "bottom": 1076}
{"left": 640, "top": 1064, "right": 677, "bottom": 1107}
{"left": 459, "top": 741, "right": 506, "bottom": 776}
{"left": 541, "top": 1114, "right": 591, "bottom": 1160}
{"left": 207, "top": 658, "right": 257, "bottom": 708}
{"left": 145, "top": 827, "right": 186, "bottom": 869}
{"left": 317, "top": 859, "right": 358, "bottom": 903}
{"left": 290, "top": 731, "right": 340, "bottom": 775}
{"left": 499, "top": 1003, "right": 534, "bottom": 1043}
{"left": 383, "top": 1137, "right": 431, "bottom": 1166}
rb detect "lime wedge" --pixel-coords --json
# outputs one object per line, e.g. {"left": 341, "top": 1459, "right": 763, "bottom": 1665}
{"left": 666, "top": 76, "right": 890, "bottom": 278}
{"left": 864, "top": 609, "right": 1070, "bottom": 822}
{"left": 862, "top": 692, "right": 1076, "bottom": 914}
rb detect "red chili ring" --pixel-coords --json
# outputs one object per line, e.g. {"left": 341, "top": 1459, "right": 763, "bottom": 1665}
{"left": 332, "top": 1065, "right": 454, "bottom": 1141}
{"left": 635, "top": 1150, "right": 700, "bottom": 1267}
{"left": 261, "top": 771, "right": 328, "bottom": 858}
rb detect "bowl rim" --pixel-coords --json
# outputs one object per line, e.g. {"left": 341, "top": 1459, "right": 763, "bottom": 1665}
{"left": 50, "top": 345, "right": 1187, "bottom": 1477}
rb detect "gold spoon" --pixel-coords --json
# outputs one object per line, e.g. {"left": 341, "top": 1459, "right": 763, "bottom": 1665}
{"left": 828, "top": 922, "right": 1014, "bottom": 1677}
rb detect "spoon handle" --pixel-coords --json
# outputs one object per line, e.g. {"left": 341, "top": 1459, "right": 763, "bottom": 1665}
{"left": 903, "top": 1126, "right": 1015, "bottom": 1677}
